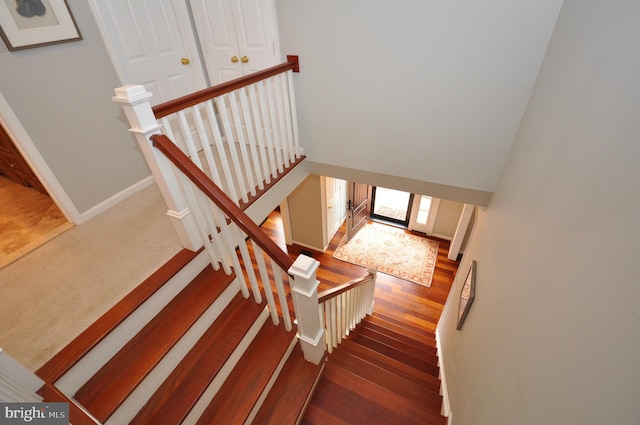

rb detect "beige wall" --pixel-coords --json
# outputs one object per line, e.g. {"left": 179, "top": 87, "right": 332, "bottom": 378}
{"left": 0, "top": 1, "right": 150, "bottom": 213}
{"left": 432, "top": 199, "right": 464, "bottom": 239}
{"left": 286, "top": 174, "right": 325, "bottom": 251}
{"left": 438, "top": 2, "right": 640, "bottom": 423}
{"left": 276, "top": 0, "right": 562, "bottom": 194}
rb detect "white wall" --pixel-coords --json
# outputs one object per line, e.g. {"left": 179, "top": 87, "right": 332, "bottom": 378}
{"left": 0, "top": 1, "right": 150, "bottom": 213}
{"left": 438, "top": 2, "right": 640, "bottom": 424}
{"left": 275, "top": 0, "right": 562, "bottom": 194}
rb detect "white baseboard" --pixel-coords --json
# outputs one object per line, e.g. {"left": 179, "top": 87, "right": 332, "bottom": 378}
{"left": 81, "top": 176, "right": 155, "bottom": 221}
{"left": 430, "top": 232, "right": 453, "bottom": 241}
{"left": 435, "top": 329, "right": 452, "bottom": 420}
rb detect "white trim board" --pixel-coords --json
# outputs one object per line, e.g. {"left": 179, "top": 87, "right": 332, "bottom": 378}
{"left": 435, "top": 329, "right": 452, "bottom": 421}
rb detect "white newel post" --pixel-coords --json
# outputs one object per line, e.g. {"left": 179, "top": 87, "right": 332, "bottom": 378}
{"left": 112, "top": 85, "right": 202, "bottom": 251}
{"left": 288, "top": 255, "right": 326, "bottom": 365}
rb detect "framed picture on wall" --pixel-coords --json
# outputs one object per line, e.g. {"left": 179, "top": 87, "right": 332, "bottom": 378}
{"left": 457, "top": 260, "right": 476, "bottom": 330}
{"left": 0, "top": 0, "right": 82, "bottom": 51}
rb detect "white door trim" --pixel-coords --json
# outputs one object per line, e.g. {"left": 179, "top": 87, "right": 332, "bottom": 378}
{"left": 0, "top": 90, "right": 83, "bottom": 224}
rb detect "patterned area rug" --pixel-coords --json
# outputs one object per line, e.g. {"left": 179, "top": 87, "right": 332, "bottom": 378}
{"left": 333, "top": 222, "right": 439, "bottom": 287}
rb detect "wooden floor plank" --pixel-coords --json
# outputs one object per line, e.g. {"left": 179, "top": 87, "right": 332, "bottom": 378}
{"left": 130, "top": 294, "right": 265, "bottom": 425}
{"left": 195, "top": 321, "right": 295, "bottom": 425}
{"left": 260, "top": 209, "right": 456, "bottom": 424}
{"left": 74, "top": 265, "right": 232, "bottom": 422}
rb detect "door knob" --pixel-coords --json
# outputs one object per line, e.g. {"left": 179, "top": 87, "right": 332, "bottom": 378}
{"left": 181, "top": 58, "right": 190, "bottom": 65}
{"left": 231, "top": 56, "right": 239, "bottom": 63}
{"left": 241, "top": 56, "right": 249, "bottom": 64}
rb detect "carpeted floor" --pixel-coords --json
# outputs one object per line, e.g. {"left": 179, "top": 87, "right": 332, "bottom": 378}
{"left": 0, "top": 183, "right": 182, "bottom": 371}
{"left": 333, "top": 221, "right": 439, "bottom": 287}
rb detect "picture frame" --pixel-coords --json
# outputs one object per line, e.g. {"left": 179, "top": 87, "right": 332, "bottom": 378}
{"left": 0, "top": 0, "right": 82, "bottom": 51}
{"left": 456, "top": 260, "right": 476, "bottom": 330}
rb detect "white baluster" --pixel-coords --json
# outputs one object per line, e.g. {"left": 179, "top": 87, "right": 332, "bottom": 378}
{"left": 252, "top": 241, "right": 280, "bottom": 326}
{"left": 215, "top": 94, "right": 249, "bottom": 203}
{"left": 286, "top": 70, "right": 301, "bottom": 158}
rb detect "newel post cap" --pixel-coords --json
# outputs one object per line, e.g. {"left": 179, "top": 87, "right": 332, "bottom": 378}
{"left": 289, "top": 255, "right": 320, "bottom": 280}
{"left": 112, "top": 85, "right": 153, "bottom": 105}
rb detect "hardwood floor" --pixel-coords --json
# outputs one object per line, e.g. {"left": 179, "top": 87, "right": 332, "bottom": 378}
{"left": 260, "top": 209, "right": 459, "bottom": 424}
{"left": 0, "top": 175, "right": 72, "bottom": 269}
{"left": 260, "top": 209, "right": 458, "bottom": 326}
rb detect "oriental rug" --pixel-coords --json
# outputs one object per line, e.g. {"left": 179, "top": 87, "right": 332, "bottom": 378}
{"left": 333, "top": 221, "right": 439, "bottom": 287}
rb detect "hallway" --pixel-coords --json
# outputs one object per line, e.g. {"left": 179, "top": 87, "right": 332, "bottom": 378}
{"left": 0, "top": 176, "right": 72, "bottom": 269}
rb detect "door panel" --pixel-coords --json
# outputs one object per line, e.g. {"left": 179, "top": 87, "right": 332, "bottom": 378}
{"left": 191, "top": 0, "right": 279, "bottom": 84}
{"left": 93, "top": 0, "right": 207, "bottom": 104}
{"left": 233, "top": 0, "right": 277, "bottom": 75}
{"left": 190, "top": 0, "right": 244, "bottom": 84}
{"left": 346, "top": 181, "right": 371, "bottom": 242}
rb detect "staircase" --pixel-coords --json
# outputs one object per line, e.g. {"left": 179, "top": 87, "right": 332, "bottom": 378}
{"left": 37, "top": 248, "right": 449, "bottom": 425}
{"left": 36, "top": 249, "right": 323, "bottom": 425}
{"left": 304, "top": 313, "right": 446, "bottom": 425}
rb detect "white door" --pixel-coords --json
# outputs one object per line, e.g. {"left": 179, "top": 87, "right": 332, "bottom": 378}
{"left": 409, "top": 195, "right": 439, "bottom": 235}
{"left": 91, "top": 0, "right": 208, "bottom": 104}
{"left": 325, "top": 177, "right": 347, "bottom": 242}
{"left": 190, "top": 0, "right": 280, "bottom": 84}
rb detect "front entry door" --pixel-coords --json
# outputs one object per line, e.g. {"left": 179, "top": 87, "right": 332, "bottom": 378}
{"left": 346, "top": 181, "right": 371, "bottom": 242}
{"left": 91, "top": 0, "right": 208, "bottom": 104}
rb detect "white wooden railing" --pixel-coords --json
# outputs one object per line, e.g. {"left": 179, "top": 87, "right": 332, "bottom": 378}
{"left": 113, "top": 57, "right": 378, "bottom": 365}
{"left": 318, "top": 270, "right": 377, "bottom": 353}
{"left": 113, "top": 57, "right": 302, "bottom": 251}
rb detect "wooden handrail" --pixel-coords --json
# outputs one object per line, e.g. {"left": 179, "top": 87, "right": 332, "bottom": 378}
{"left": 153, "top": 55, "right": 300, "bottom": 119}
{"left": 151, "top": 134, "right": 294, "bottom": 272}
{"left": 318, "top": 270, "right": 377, "bottom": 304}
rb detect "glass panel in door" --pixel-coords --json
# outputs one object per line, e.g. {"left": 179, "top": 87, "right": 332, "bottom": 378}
{"left": 371, "top": 186, "right": 414, "bottom": 226}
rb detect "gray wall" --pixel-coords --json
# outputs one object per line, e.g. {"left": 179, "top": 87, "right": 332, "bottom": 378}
{"left": 0, "top": 1, "right": 150, "bottom": 213}
{"left": 275, "top": 0, "right": 562, "bottom": 195}
{"left": 438, "top": 1, "right": 640, "bottom": 423}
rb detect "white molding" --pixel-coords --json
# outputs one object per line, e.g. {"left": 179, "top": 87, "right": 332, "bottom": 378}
{"left": 435, "top": 329, "right": 452, "bottom": 420}
{"left": 448, "top": 204, "right": 475, "bottom": 261}
{"left": 0, "top": 90, "right": 83, "bottom": 224}
{"left": 426, "top": 197, "right": 440, "bottom": 235}
{"left": 80, "top": 176, "right": 154, "bottom": 221}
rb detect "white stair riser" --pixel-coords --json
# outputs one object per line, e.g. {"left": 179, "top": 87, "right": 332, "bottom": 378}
{"left": 55, "top": 250, "right": 211, "bottom": 395}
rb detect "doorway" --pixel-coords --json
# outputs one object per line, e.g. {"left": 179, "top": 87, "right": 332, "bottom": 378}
{"left": 0, "top": 123, "right": 72, "bottom": 269}
{"left": 370, "top": 186, "right": 414, "bottom": 227}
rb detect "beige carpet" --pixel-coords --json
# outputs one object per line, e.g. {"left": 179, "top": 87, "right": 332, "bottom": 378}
{"left": 0, "top": 183, "right": 182, "bottom": 371}
{"left": 333, "top": 222, "right": 439, "bottom": 287}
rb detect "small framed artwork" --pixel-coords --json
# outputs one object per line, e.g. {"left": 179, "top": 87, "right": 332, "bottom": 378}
{"left": 0, "top": 0, "right": 82, "bottom": 51}
{"left": 456, "top": 260, "right": 476, "bottom": 330}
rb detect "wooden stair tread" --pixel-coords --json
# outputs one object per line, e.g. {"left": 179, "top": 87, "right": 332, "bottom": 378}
{"left": 252, "top": 344, "right": 325, "bottom": 425}
{"left": 36, "top": 248, "right": 200, "bottom": 384}
{"left": 361, "top": 316, "right": 436, "bottom": 350}
{"left": 347, "top": 332, "right": 440, "bottom": 376}
{"left": 308, "top": 362, "right": 445, "bottom": 425}
{"left": 130, "top": 293, "right": 266, "bottom": 425}
{"left": 353, "top": 325, "right": 438, "bottom": 363}
{"left": 368, "top": 313, "right": 436, "bottom": 345}
{"left": 329, "top": 348, "right": 442, "bottom": 410}
{"left": 339, "top": 339, "right": 441, "bottom": 393}
{"left": 195, "top": 320, "right": 295, "bottom": 425}
{"left": 74, "top": 265, "right": 233, "bottom": 422}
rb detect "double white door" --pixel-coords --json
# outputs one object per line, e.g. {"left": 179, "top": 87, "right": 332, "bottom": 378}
{"left": 190, "top": 0, "right": 279, "bottom": 84}
{"left": 91, "top": 0, "right": 279, "bottom": 103}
